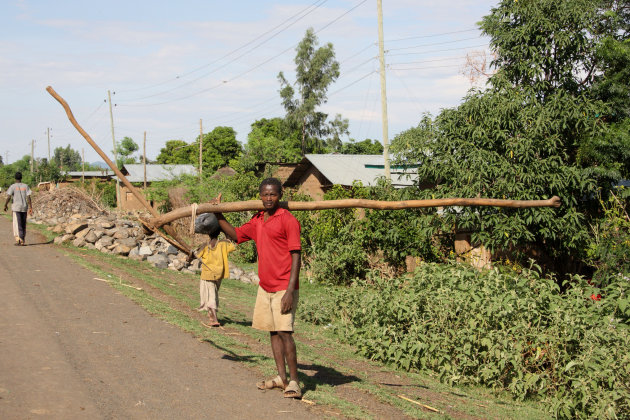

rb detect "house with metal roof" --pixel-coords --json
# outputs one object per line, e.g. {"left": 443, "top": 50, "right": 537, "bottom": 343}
{"left": 118, "top": 164, "right": 198, "bottom": 211}
{"left": 283, "top": 154, "right": 421, "bottom": 200}
{"left": 119, "top": 164, "right": 197, "bottom": 183}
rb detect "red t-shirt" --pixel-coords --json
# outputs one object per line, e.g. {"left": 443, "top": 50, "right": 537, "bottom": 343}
{"left": 235, "top": 208, "right": 301, "bottom": 292}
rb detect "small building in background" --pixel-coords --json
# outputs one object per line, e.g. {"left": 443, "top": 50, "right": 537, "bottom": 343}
{"left": 283, "top": 154, "right": 420, "bottom": 200}
{"left": 118, "top": 164, "right": 197, "bottom": 211}
{"left": 62, "top": 170, "right": 114, "bottom": 185}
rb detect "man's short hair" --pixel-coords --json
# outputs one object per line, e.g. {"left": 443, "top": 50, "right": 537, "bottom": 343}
{"left": 259, "top": 177, "right": 282, "bottom": 194}
{"left": 15, "top": 172, "right": 22, "bottom": 181}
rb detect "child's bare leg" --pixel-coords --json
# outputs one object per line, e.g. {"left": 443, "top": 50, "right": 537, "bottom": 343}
{"left": 209, "top": 308, "right": 220, "bottom": 326}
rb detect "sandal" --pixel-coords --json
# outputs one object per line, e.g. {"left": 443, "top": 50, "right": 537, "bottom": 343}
{"left": 283, "top": 380, "right": 302, "bottom": 399}
{"left": 257, "top": 375, "right": 285, "bottom": 390}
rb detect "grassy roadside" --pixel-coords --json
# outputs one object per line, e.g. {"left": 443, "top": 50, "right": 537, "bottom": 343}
{"left": 30, "top": 220, "right": 549, "bottom": 419}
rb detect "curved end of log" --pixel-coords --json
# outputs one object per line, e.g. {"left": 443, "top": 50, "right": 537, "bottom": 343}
{"left": 550, "top": 196, "right": 561, "bottom": 208}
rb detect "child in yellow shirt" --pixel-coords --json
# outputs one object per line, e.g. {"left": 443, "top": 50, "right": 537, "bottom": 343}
{"left": 196, "top": 215, "right": 235, "bottom": 327}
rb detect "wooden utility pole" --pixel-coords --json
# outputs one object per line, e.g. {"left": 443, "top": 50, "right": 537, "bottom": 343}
{"left": 108, "top": 90, "right": 120, "bottom": 208}
{"left": 47, "top": 127, "right": 51, "bottom": 161}
{"left": 30, "top": 140, "right": 34, "bottom": 173}
{"left": 199, "top": 119, "right": 203, "bottom": 177}
{"left": 377, "top": 0, "right": 391, "bottom": 181}
{"left": 143, "top": 131, "right": 147, "bottom": 188}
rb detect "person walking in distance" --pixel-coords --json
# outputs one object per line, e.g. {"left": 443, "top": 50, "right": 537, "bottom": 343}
{"left": 3, "top": 172, "right": 33, "bottom": 246}
{"left": 214, "top": 177, "right": 303, "bottom": 399}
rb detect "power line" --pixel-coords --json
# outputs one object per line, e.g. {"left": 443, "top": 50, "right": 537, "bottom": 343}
{"left": 388, "top": 63, "right": 466, "bottom": 71}
{"left": 388, "top": 54, "right": 476, "bottom": 66}
{"left": 119, "top": 0, "right": 369, "bottom": 108}
{"left": 386, "top": 28, "right": 478, "bottom": 42}
{"left": 386, "top": 36, "right": 482, "bottom": 52}
{"left": 116, "top": 0, "right": 329, "bottom": 95}
{"left": 329, "top": 71, "right": 375, "bottom": 97}
{"left": 386, "top": 43, "right": 489, "bottom": 57}
{"left": 121, "top": 0, "right": 329, "bottom": 102}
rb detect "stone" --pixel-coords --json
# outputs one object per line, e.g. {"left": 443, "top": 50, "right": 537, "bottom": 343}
{"left": 75, "top": 227, "right": 91, "bottom": 239}
{"left": 189, "top": 259, "right": 201, "bottom": 271}
{"left": 165, "top": 245, "right": 178, "bottom": 255}
{"left": 91, "top": 229, "right": 105, "bottom": 240}
{"left": 72, "top": 237, "right": 87, "bottom": 248}
{"left": 147, "top": 253, "right": 169, "bottom": 269}
{"left": 85, "top": 231, "right": 99, "bottom": 244}
{"left": 230, "top": 267, "right": 244, "bottom": 279}
{"left": 138, "top": 245, "right": 153, "bottom": 256}
{"left": 128, "top": 247, "right": 146, "bottom": 261}
{"left": 171, "top": 259, "right": 185, "bottom": 271}
{"left": 99, "top": 221, "right": 115, "bottom": 229}
{"left": 52, "top": 225, "right": 65, "bottom": 234}
{"left": 248, "top": 273, "right": 260, "bottom": 286}
{"left": 116, "top": 237, "right": 138, "bottom": 248}
{"left": 113, "top": 244, "right": 132, "bottom": 255}
{"left": 65, "top": 222, "right": 88, "bottom": 235}
{"left": 113, "top": 229, "right": 130, "bottom": 240}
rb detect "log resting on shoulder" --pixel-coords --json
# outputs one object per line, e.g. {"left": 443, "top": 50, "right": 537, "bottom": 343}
{"left": 150, "top": 196, "right": 561, "bottom": 228}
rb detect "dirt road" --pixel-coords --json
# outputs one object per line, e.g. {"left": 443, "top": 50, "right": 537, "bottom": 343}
{"left": 0, "top": 217, "right": 319, "bottom": 420}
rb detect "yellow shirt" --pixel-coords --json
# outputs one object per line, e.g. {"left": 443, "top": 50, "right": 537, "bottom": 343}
{"left": 198, "top": 240, "right": 236, "bottom": 281}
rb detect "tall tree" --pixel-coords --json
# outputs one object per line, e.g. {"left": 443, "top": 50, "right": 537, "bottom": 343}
{"left": 199, "top": 126, "right": 242, "bottom": 173}
{"left": 391, "top": 0, "right": 628, "bottom": 269}
{"left": 156, "top": 140, "right": 195, "bottom": 164}
{"left": 278, "top": 28, "right": 348, "bottom": 155}
{"left": 115, "top": 136, "right": 139, "bottom": 167}
{"left": 340, "top": 138, "right": 384, "bottom": 155}
{"left": 52, "top": 144, "right": 82, "bottom": 171}
{"left": 240, "top": 118, "right": 302, "bottom": 171}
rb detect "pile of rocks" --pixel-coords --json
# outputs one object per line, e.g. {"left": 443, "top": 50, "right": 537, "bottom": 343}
{"left": 30, "top": 189, "right": 259, "bottom": 285}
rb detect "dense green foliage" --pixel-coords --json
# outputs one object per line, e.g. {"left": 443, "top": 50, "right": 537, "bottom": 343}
{"left": 52, "top": 144, "right": 82, "bottom": 171}
{"left": 301, "top": 263, "right": 629, "bottom": 419}
{"left": 392, "top": 85, "right": 602, "bottom": 264}
{"left": 339, "top": 138, "right": 384, "bottom": 155}
{"left": 587, "top": 192, "right": 630, "bottom": 287}
{"left": 239, "top": 118, "right": 302, "bottom": 171}
{"left": 155, "top": 140, "right": 194, "bottom": 164}
{"left": 293, "top": 183, "right": 446, "bottom": 285}
{"left": 114, "top": 136, "right": 139, "bottom": 166}
{"left": 391, "top": 0, "right": 629, "bottom": 272}
{"left": 155, "top": 127, "right": 242, "bottom": 173}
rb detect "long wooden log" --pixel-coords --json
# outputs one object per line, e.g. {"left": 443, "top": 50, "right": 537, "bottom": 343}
{"left": 151, "top": 196, "right": 561, "bottom": 228}
{"left": 46, "top": 86, "right": 191, "bottom": 254}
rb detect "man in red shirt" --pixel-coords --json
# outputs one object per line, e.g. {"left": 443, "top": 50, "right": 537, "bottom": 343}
{"left": 215, "top": 178, "right": 302, "bottom": 399}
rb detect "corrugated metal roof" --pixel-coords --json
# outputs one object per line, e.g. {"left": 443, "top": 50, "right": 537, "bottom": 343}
{"left": 302, "top": 154, "right": 417, "bottom": 187}
{"left": 66, "top": 170, "right": 114, "bottom": 177}
{"left": 120, "top": 164, "right": 197, "bottom": 182}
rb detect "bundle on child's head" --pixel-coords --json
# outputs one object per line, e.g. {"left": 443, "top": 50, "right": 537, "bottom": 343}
{"left": 194, "top": 213, "right": 221, "bottom": 237}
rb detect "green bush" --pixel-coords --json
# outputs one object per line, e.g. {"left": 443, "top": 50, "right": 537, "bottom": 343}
{"left": 323, "top": 263, "right": 629, "bottom": 419}
{"left": 292, "top": 183, "right": 447, "bottom": 285}
{"left": 587, "top": 192, "right": 630, "bottom": 289}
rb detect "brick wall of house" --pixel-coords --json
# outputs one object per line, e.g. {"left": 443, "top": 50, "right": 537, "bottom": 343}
{"left": 296, "top": 166, "right": 328, "bottom": 200}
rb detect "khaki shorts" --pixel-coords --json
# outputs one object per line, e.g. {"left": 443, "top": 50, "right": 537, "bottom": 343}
{"left": 199, "top": 279, "right": 221, "bottom": 311}
{"left": 252, "top": 287, "right": 299, "bottom": 332}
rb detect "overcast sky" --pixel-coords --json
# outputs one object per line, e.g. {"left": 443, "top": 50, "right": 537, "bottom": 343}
{"left": 0, "top": 0, "right": 498, "bottom": 164}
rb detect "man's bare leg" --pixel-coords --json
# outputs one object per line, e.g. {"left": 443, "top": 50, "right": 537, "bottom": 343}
{"left": 278, "top": 331, "right": 298, "bottom": 383}
{"left": 270, "top": 332, "right": 288, "bottom": 387}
